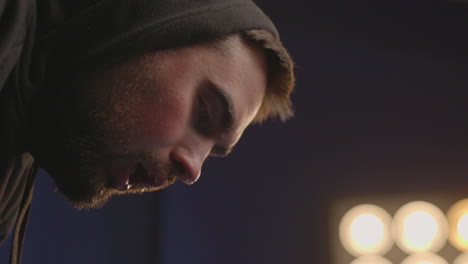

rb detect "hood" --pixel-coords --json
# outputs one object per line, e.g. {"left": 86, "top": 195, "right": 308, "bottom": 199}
{"left": 27, "top": 0, "right": 278, "bottom": 107}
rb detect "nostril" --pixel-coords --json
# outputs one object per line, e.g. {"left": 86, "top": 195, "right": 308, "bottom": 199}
{"left": 171, "top": 159, "right": 186, "bottom": 176}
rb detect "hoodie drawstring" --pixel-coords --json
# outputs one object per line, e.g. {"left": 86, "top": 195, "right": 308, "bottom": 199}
{"left": 9, "top": 163, "right": 36, "bottom": 264}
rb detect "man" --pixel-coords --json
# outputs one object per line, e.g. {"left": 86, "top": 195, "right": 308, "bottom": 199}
{"left": 0, "top": 0, "right": 294, "bottom": 262}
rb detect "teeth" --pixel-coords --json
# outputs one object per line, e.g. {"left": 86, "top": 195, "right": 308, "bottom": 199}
{"left": 125, "top": 179, "right": 132, "bottom": 190}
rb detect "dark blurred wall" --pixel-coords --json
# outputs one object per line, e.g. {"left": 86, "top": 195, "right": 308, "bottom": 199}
{"left": 3, "top": 1, "right": 468, "bottom": 264}
{"left": 160, "top": 1, "right": 468, "bottom": 264}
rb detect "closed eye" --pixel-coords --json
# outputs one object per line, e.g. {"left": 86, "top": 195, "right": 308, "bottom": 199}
{"left": 194, "top": 80, "right": 234, "bottom": 137}
{"left": 195, "top": 96, "right": 213, "bottom": 136}
{"left": 194, "top": 80, "right": 236, "bottom": 157}
{"left": 210, "top": 145, "right": 232, "bottom": 157}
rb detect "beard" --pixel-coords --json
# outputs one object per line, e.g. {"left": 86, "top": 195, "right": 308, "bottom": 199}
{"left": 30, "top": 86, "right": 114, "bottom": 209}
{"left": 29, "top": 73, "right": 176, "bottom": 210}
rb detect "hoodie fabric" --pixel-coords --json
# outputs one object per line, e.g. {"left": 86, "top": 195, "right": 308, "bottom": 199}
{"left": 0, "top": 0, "right": 278, "bottom": 263}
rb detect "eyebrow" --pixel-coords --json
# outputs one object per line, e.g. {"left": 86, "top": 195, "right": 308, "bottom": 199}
{"left": 207, "top": 81, "right": 235, "bottom": 157}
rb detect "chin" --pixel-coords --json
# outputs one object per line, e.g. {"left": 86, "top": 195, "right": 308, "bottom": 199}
{"left": 60, "top": 175, "right": 177, "bottom": 210}
{"left": 41, "top": 162, "right": 110, "bottom": 209}
{"left": 64, "top": 188, "right": 116, "bottom": 210}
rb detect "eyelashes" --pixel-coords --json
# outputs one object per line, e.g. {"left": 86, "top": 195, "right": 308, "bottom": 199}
{"left": 194, "top": 96, "right": 213, "bottom": 137}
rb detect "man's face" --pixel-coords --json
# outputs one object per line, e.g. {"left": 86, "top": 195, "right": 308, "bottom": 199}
{"left": 45, "top": 37, "right": 267, "bottom": 208}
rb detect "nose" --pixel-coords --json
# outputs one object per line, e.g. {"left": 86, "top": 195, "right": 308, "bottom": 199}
{"left": 169, "top": 134, "right": 214, "bottom": 185}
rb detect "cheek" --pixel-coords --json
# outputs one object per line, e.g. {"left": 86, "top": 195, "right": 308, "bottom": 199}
{"left": 136, "top": 92, "right": 190, "bottom": 146}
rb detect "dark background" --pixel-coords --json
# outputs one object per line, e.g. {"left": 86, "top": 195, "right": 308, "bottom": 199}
{"left": 3, "top": 0, "right": 468, "bottom": 263}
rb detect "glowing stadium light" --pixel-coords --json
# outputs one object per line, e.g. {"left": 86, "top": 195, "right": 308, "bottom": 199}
{"left": 453, "top": 252, "right": 468, "bottom": 264}
{"left": 447, "top": 199, "right": 468, "bottom": 251}
{"left": 392, "top": 201, "right": 448, "bottom": 253}
{"left": 350, "top": 255, "right": 392, "bottom": 264}
{"left": 400, "top": 252, "right": 448, "bottom": 264}
{"left": 339, "top": 204, "right": 393, "bottom": 257}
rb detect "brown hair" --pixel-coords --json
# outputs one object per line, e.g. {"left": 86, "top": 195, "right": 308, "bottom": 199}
{"left": 241, "top": 29, "right": 295, "bottom": 123}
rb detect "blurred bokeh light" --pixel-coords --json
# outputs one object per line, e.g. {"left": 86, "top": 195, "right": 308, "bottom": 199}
{"left": 400, "top": 252, "right": 448, "bottom": 264}
{"left": 349, "top": 255, "right": 392, "bottom": 264}
{"left": 447, "top": 199, "right": 468, "bottom": 251}
{"left": 339, "top": 204, "right": 393, "bottom": 257}
{"left": 392, "top": 201, "right": 448, "bottom": 254}
{"left": 453, "top": 252, "right": 468, "bottom": 264}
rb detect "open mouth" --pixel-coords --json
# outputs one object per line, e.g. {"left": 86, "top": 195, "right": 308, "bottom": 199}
{"left": 110, "top": 158, "right": 169, "bottom": 192}
{"left": 126, "top": 162, "right": 159, "bottom": 189}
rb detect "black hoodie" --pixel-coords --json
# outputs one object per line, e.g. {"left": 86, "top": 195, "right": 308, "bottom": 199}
{"left": 0, "top": 0, "right": 279, "bottom": 263}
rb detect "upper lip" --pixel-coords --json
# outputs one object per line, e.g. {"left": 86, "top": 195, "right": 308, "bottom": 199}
{"left": 113, "top": 160, "right": 168, "bottom": 191}
{"left": 110, "top": 153, "right": 200, "bottom": 190}
{"left": 128, "top": 162, "right": 167, "bottom": 188}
